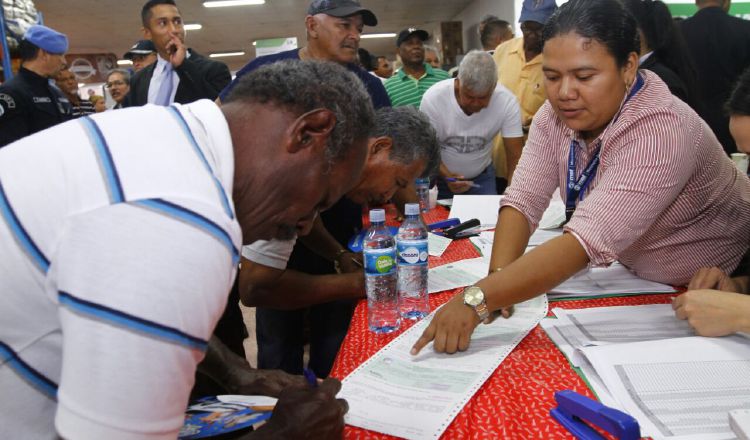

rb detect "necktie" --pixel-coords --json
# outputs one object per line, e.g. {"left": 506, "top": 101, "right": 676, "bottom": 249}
{"left": 154, "top": 63, "right": 174, "bottom": 106}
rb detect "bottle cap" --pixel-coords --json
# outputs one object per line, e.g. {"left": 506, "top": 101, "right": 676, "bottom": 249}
{"left": 404, "top": 203, "right": 420, "bottom": 216}
{"left": 369, "top": 208, "right": 386, "bottom": 223}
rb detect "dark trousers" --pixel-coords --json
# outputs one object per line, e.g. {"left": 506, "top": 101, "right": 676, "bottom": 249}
{"left": 255, "top": 299, "right": 356, "bottom": 378}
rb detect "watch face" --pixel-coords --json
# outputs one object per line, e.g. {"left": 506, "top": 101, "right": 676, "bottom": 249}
{"left": 464, "top": 286, "right": 484, "bottom": 306}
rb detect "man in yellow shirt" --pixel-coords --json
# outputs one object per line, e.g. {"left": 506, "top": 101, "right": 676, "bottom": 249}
{"left": 491, "top": 0, "right": 557, "bottom": 191}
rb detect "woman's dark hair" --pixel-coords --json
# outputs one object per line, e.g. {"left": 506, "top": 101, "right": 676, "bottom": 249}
{"left": 727, "top": 67, "right": 750, "bottom": 116}
{"left": 623, "top": 0, "right": 699, "bottom": 105}
{"left": 542, "top": 0, "right": 640, "bottom": 68}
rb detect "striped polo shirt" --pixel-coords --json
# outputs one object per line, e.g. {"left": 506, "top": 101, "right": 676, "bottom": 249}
{"left": 503, "top": 70, "right": 750, "bottom": 285}
{"left": 0, "top": 100, "right": 241, "bottom": 439}
{"left": 70, "top": 98, "right": 96, "bottom": 118}
{"left": 384, "top": 63, "right": 450, "bottom": 107}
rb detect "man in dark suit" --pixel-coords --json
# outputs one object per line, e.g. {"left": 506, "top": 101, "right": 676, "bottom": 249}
{"left": 681, "top": 0, "right": 750, "bottom": 154}
{"left": 125, "top": 0, "right": 231, "bottom": 107}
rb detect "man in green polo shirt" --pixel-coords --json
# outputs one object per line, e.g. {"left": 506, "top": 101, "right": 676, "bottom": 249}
{"left": 385, "top": 28, "right": 450, "bottom": 107}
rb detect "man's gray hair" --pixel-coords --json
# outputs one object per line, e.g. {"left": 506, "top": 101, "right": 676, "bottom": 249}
{"left": 458, "top": 50, "right": 497, "bottom": 94}
{"left": 370, "top": 106, "right": 440, "bottom": 178}
{"left": 107, "top": 68, "right": 131, "bottom": 83}
{"left": 424, "top": 44, "right": 441, "bottom": 62}
{"left": 224, "top": 60, "right": 375, "bottom": 162}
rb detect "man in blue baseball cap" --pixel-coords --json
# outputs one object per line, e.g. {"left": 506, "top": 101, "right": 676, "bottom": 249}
{"left": 0, "top": 24, "right": 72, "bottom": 148}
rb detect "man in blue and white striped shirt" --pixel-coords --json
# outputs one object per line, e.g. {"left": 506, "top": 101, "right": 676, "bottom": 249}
{"left": 0, "top": 60, "right": 373, "bottom": 439}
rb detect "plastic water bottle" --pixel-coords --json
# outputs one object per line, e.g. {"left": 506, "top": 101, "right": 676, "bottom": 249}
{"left": 415, "top": 177, "right": 430, "bottom": 213}
{"left": 397, "top": 203, "right": 429, "bottom": 320}
{"left": 363, "top": 209, "right": 400, "bottom": 333}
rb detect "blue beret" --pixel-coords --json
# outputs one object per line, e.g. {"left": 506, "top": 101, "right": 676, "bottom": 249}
{"left": 23, "top": 25, "right": 68, "bottom": 54}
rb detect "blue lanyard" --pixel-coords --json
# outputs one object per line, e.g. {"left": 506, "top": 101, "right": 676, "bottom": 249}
{"left": 564, "top": 73, "right": 644, "bottom": 223}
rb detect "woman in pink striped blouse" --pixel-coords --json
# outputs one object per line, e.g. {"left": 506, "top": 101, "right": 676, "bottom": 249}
{"left": 412, "top": 0, "right": 750, "bottom": 355}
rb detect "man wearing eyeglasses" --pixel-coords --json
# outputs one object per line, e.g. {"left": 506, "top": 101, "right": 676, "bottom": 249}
{"left": 0, "top": 25, "right": 72, "bottom": 148}
{"left": 105, "top": 69, "right": 131, "bottom": 109}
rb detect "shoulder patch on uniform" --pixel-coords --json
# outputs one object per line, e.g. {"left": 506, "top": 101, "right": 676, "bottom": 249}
{"left": 0, "top": 105, "right": 4, "bottom": 117}
{"left": 0, "top": 93, "right": 16, "bottom": 109}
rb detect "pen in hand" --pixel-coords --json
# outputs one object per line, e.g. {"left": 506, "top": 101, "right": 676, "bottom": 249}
{"left": 303, "top": 367, "right": 318, "bottom": 388}
{"left": 444, "top": 177, "right": 481, "bottom": 188}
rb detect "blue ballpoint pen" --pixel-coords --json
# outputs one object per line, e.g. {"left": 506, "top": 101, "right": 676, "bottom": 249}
{"left": 444, "top": 177, "right": 481, "bottom": 188}
{"left": 303, "top": 367, "right": 318, "bottom": 388}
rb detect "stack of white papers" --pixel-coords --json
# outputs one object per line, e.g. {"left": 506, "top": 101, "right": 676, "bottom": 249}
{"left": 339, "top": 295, "right": 548, "bottom": 439}
{"left": 542, "top": 304, "right": 750, "bottom": 440}
{"left": 549, "top": 263, "right": 676, "bottom": 298}
{"left": 448, "top": 195, "right": 502, "bottom": 227}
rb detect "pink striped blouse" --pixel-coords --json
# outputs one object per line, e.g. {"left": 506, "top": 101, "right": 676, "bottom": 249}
{"left": 502, "top": 70, "right": 750, "bottom": 285}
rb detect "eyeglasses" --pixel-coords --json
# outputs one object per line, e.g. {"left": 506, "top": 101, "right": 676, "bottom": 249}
{"left": 106, "top": 80, "right": 126, "bottom": 88}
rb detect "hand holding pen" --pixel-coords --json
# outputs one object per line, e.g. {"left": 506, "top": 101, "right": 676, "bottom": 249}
{"left": 443, "top": 173, "right": 478, "bottom": 194}
{"left": 256, "top": 370, "right": 348, "bottom": 439}
{"left": 444, "top": 177, "right": 481, "bottom": 188}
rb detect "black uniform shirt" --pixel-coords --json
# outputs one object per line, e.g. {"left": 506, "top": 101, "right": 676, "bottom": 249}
{"left": 0, "top": 67, "right": 73, "bottom": 148}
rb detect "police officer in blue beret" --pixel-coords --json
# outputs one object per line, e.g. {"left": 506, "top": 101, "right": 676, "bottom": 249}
{"left": 0, "top": 25, "right": 73, "bottom": 148}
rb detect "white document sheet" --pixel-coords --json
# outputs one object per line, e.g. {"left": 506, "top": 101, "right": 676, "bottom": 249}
{"left": 541, "top": 304, "right": 694, "bottom": 367}
{"left": 549, "top": 263, "right": 676, "bottom": 298}
{"left": 339, "top": 295, "right": 548, "bottom": 439}
{"left": 528, "top": 228, "right": 563, "bottom": 246}
{"left": 469, "top": 232, "right": 494, "bottom": 261}
{"left": 427, "top": 258, "right": 489, "bottom": 294}
{"left": 538, "top": 199, "right": 566, "bottom": 229}
{"left": 581, "top": 336, "right": 750, "bottom": 440}
{"left": 428, "top": 232, "right": 452, "bottom": 257}
{"left": 448, "top": 195, "right": 503, "bottom": 227}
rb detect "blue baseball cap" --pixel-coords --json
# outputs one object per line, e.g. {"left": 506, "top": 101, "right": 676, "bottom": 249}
{"left": 23, "top": 25, "right": 68, "bottom": 54}
{"left": 519, "top": 0, "right": 558, "bottom": 25}
{"left": 307, "top": 0, "right": 377, "bottom": 26}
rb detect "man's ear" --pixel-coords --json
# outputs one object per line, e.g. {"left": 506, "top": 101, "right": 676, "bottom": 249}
{"left": 142, "top": 26, "right": 151, "bottom": 40}
{"left": 305, "top": 15, "right": 318, "bottom": 39}
{"left": 369, "top": 136, "right": 393, "bottom": 159}
{"left": 287, "top": 108, "right": 337, "bottom": 154}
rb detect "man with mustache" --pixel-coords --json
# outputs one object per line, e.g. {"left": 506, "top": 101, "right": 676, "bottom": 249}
{"left": 0, "top": 60, "right": 372, "bottom": 439}
{"left": 239, "top": 106, "right": 439, "bottom": 378}
{"left": 54, "top": 65, "right": 96, "bottom": 118}
{"left": 105, "top": 69, "right": 131, "bottom": 109}
{"left": 218, "top": 0, "right": 388, "bottom": 108}
{"left": 213, "top": 0, "right": 391, "bottom": 375}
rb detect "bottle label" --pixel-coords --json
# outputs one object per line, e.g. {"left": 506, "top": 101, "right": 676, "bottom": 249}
{"left": 364, "top": 248, "right": 396, "bottom": 275}
{"left": 397, "top": 239, "right": 428, "bottom": 266}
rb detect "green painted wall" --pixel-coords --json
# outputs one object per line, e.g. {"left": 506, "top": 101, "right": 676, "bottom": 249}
{"left": 667, "top": 3, "right": 750, "bottom": 19}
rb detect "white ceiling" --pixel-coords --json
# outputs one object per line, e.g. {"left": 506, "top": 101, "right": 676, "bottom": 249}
{"left": 34, "top": 0, "right": 477, "bottom": 72}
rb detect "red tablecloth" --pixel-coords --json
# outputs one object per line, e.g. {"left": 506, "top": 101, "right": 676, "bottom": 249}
{"left": 331, "top": 206, "right": 677, "bottom": 439}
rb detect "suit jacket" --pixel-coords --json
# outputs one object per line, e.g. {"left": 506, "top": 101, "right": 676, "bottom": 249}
{"left": 125, "top": 49, "right": 231, "bottom": 107}
{"left": 681, "top": 7, "right": 750, "bottom": 154}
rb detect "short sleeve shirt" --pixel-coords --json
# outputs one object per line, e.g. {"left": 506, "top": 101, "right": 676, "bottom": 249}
{"left": 0, "top": 100, "right": 241, "bottom": 439}
{"left": 420, "top": 79, "right": 523, "bottom": 178}
{"left": 384, "top": 63, "right": 450, "bottom": 107}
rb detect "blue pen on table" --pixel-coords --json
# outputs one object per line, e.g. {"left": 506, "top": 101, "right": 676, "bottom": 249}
{"left": 444, "top": 177, "right": 481, "bottom": 188}
{"left": 303, "top": 367, "right": 318, "bottom": 388}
